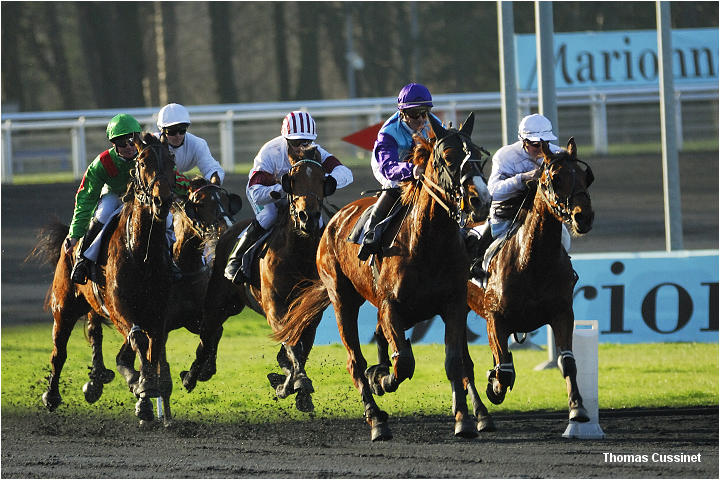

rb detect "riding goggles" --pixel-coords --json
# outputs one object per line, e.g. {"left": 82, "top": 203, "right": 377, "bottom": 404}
{"left": 287, "top": 139, "right": 313, "bottom": 148}
{"left": 165, "top": 125, "right": 188, "bottom": 136}
{"left": 403, "top": 108, "right": 429, "bottom": 120}
{"left": 111, "top": 134, "right": 136, "bottom": 148}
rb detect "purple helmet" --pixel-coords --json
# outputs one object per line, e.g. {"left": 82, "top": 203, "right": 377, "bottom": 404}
{"left": 397, "top": 83, "right": 433, "bottom": 110}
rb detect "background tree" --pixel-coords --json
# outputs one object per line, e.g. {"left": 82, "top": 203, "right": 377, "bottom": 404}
{"left": 209, "top": 2, "right": 238, "bottom": 103}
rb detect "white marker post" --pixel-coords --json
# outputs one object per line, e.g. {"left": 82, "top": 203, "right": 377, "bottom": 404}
{"left": 563, "top": 320, "right": 605, "bottom": 439}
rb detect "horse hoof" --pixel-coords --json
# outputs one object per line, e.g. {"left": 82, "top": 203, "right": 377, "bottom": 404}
{"left": 454, "top": 418, "right": 479, "bottom": 438}
{"left": 370, "top": 421, "right": 392, "bottom": 442}
{"left": 275, "top": 383, "right": 294, "bottom": 399}
{"left": 485, "top": 382, "right": 506, "bottom": 405}
{"left": 477, "top": 415, "right": 497, "bottom": 433}
{"left": 569, "top": 406, "right": 590, "bottom": 423}
{"left": 179, "top": 371, "right": 196, "bottom": 393}
{"left": 267, "top": 372, "right": 285, "bottom": 389}
{"left": 83, "top": 380, "right": 104, "bottom": 404}
{"left": 135, "top": 397, "right": 154, "bottom": 421}
{"left": 138, "top": 419, "right": 156, "bottom": 429}
{"left": 365, "top": 364, "right": 389, "bottom": 396}
{"left": 295, "top": 392, "right": 314, "bottom": 413}
{"left": 197, "top": 361, "right": 216, "bottom": 382}
{"left": 42, "top": 391, "right": 62, "bottom": 411}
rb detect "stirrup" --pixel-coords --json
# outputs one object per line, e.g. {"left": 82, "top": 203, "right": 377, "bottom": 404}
{"left": 71, "top": 259, "right": 91, "bottom": 285}
{"left": 358, "top": 239, "right": 380, "bottom": 261}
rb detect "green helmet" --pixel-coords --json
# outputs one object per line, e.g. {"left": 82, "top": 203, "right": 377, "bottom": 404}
{"left": 106, "top": 114, "right": 142, "bottom": 141}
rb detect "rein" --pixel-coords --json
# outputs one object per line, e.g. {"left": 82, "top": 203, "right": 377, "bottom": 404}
{"left": 540, "top": 158, "right": 591, "bottom": 222}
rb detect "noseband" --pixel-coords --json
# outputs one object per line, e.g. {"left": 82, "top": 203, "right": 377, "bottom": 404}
{"left": 540, "top": 157, "right": 592, "bottom": 222}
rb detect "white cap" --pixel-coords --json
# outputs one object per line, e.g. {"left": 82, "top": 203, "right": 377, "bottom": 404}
{"left": 157, "top": 103, "right": 192, "bottom": 128}
{"left": 517, "top": 113, "right": 557, "bottom": 142}
{"left": 281, "top": 111, "right": 317, "bottom": 140}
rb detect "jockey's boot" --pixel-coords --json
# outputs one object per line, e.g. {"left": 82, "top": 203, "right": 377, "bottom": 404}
{"left": 71, "top": 219, "right": 104, "bottom": 285}
{"left": 467, "top": 225, "right": 493, "bottom": 284}
{"left": 224, "top": 220, "right": 266, "bottom": 285}
{"left": 358, "top": 189, "right": 400, "bottom": 261}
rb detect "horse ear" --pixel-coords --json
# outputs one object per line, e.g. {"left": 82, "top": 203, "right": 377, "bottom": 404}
{"left": 540, "top": 140, "right": 553, "bottom": 161}
{"left": 227, "top": 193, "right": 243, "bottom": 215}
{"left": 281, "top": 173, "right": 292, "bottom": 194}
{"left": 183, "top": 200, "right": 198, "bottom": 222}
{"left": 567, "top": 137, "right": 577, "bottom": 159}
{"left": 459, "top": 112, "right": 475, "bottom": 136}
{"left": 323, "top": 175, "right": 337, "bottom": 197}
{"left": 428, "top": 113, "right": 448, "bottom": 139}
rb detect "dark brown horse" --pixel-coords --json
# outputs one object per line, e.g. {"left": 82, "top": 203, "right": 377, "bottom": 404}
{"left": 32, "top": 176, "right": 241, "bottom": 411}
{"left": 467, "top": 138, "right": 595, "bottom": 423}
{"left": 181, "top": 146, "right": 336, "bottom": 412}
{"left": 31, "top": 133, "right": 177, "bottom": 424}
{"left": 274, "top": 113, "right": 494, "bottom": 441}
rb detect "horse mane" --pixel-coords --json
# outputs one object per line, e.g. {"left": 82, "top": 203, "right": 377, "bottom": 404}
{"left": 399, "top": 134, "right": 433, "bottom": 205}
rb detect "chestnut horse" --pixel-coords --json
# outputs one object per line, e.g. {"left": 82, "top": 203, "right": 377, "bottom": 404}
{"left": 180, "top": 146, "right": 336, "bottom": 413}
{"left": 467, "top": 138, "right": 595, "bottom": 423}
{"left": 274, "top": 113, "right": 494, "bottom": 441}
{"left": 32, "top": 133, "right": 177, "bottom": 424}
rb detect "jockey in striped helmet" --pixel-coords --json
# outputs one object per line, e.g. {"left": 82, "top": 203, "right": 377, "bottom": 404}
{"left": 224, "top": 111, "right": 354, "bottom": 285}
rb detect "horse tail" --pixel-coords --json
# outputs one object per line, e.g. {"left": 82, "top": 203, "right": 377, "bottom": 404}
{"left": 25, "top": 217, "right": 69, "bottom": 268}
{"left": 272, "top": 279, "right": 330, "bottom": 345}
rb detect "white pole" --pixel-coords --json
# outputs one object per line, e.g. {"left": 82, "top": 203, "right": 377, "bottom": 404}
{"left": 563, "top": 320, "right": 605, "bottom": 439}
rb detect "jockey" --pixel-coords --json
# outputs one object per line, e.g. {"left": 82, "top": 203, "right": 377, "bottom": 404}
{"left": 65, "top": 114, "right": 143, "bottom": 285}
{"left": 224, "top": 110, "right": 354, "bottom": 285}
{"left": 468, "top": 113, "right": 565, "bottom": 281}
{"left": 156, "top": 103, "right": 224, "bottom": 186}
{"left": 357, "top": 82, "right": 441, "bottom": 260}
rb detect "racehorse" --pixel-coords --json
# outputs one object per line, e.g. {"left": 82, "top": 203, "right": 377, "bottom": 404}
{"left": 32, "top": 133, "right": 177, "bottom": 424}
{"left": 467, "top": 138, "right": 595, "bottom": 423}
{"left": 31, "top": 176, "right": 241, "bottom": 412}
{"left": 274, "top": 113, "right": 494, "bottom": 441}
{"left": 180, "top": 146, "right": 336, "bottom": 413}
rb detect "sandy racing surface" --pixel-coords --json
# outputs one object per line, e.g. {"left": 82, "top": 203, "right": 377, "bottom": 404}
{"left": 1, "top": 407, "right": 718, "bottom": 478}
{"left": 2, "top": 151, "right": 718, "bottom": 478}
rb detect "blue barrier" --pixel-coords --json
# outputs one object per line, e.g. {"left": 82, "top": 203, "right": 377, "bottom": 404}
{"left": 313, "top": 250, "right": 718, "bottom": 345}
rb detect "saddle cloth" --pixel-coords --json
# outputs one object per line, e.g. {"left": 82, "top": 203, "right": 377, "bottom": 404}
{"left": 346, "top": 201, "right": 404, "bottom": 246}
{"left": 473, "top": 222, "right": 522, "bottom": 289}
{"left": 239, "top": 225, "right": 274, "bottom": 280}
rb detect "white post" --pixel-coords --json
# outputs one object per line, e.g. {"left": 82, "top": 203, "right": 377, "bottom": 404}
{"left": 219, "top": 111, "right": 235, "bottom": 173}
{"left": 590, "top": 94, "right": 608, "bottom": 154}
{"left": 534, "top": 325, "right": 558, "bottom": 370}
{"left": 71, "top": 117, "right": 87, "bottom": 180}
{"left": 1, "top": 120, "right": 13, "bottom": 183}
{"left": 563, "top": 320, "right": 605, "bottom": 439}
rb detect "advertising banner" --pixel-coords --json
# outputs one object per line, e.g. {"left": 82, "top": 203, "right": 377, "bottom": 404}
{"left": 313, "top": 250, "right": 718, "bottom": 345}
{"left": 515, "top": 28, "right": 718, "bottom": 90}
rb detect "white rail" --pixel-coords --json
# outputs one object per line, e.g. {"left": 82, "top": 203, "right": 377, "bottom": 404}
{"left": 2, "top": 84, "right": 717, "bottom": 183}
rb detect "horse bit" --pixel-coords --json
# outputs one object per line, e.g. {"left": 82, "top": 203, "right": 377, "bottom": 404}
{"left": 540, "top": 157, "right": 593, "bottom": 222}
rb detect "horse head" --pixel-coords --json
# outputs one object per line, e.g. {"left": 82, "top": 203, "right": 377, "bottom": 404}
{"left": 418, "top": 112, "right": 485, "bottom": 226}
{"left": 459, "top": 136, "right": 491, "bottom": 224}
{"left": 539, "top": 137, "right": 595, "bottom": 235}
{"left": 281, "top": 145, "right": 329, "bottom": 237}
{"left": 183, "top": 178, "right": 243, "bottom": 237}
{"left": 130, "top": 133, "right": 176, "bottom": 220}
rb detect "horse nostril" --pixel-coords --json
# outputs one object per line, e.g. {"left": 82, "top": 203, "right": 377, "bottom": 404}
{"left": 298, "top": 210, "right": 309, "bottom": 224}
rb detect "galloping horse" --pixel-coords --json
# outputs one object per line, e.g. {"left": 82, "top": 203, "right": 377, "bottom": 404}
{"left": 467, "top": 138, "right": 595, "bottom": 423}
{"left": 32, "top": 133, "right": 177, "bottom": 424}
{"left": 274, "top": 113, "right": 494, "bottom": 441}
{"left": 180, "top": 146, "right": 336, "bottom": 412}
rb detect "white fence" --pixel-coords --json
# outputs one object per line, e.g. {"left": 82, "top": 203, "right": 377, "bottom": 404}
{"left": 1, "top": 83, "right": 717, "bottom": 183}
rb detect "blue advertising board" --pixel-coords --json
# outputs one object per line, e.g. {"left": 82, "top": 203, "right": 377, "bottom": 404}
{"left": 313, "top": 250, "right": 718, "bottom": 345}
{"left": 515, "top": 28, "right": 718, "bottom": 90}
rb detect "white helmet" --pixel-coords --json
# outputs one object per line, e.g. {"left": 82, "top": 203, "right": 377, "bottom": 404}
{"left": 517, "top": 113, "right": 557, "bottom": 142}
{"left": 281, "top": 111, "right": 317, "bottom": 140}
{"left": 157, "top": 103, "right": 192, "bottom": 128}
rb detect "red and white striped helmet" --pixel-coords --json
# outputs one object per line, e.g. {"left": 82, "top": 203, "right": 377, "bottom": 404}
{"left": 281, "top": 111, "right": 317, "bottom": 140}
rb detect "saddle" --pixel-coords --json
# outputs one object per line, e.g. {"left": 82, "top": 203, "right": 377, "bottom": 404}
{"left": 238, "top": 225, "right": 274, "bottom": 282}
{"left": 346, "top": 201, "right": 404, "bottom": 247}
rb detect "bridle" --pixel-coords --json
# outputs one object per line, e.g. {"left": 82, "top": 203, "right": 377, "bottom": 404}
{"left": 131, "top": 142, "right": 172, "bottom": 209}
{"left": 184, "top": 184, "right": 236, "bottom": 236}
{"left": 539, "top": 156, "right": 593, "bottom": 222}
{"left": 285, "top": 158, "right": 325, "bottom": 232}
{"left": 420, "top": 131, "right": 487, "bottom": 227}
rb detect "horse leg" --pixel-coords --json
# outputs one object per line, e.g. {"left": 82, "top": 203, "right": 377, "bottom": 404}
{"left": 553, "top": 317, "right": 590, "bottom": 422}
{"left": 127, "top": 327, "right": 156, "bottom": 422}
{"left": 288, "top": 320, "right": 319, "bottom": 413}
{"left": 443, "top": 306, "right": 478, "bottom": 439}
{"left": 43, "top": 311, "right": 80, "bottom": 411}
{"left": 157, "top": 344, "right": 173, "bottom": 427}
{"left": 485, "top": 315, "right": 515, "bottom": 405}
{"left": 365, "top": 324, "right": 392, "bottom": 396}
{"left": 83, "top": 313, "right": 115, "bottom": 404}
{"left": 368, "top": 302, "right": 416, "bottom": 398}
{"left": 180, "top": 303, "right": 226, "bottom": 392}
{"left": 462, "top": 339, "right": 495, "bottom": 432}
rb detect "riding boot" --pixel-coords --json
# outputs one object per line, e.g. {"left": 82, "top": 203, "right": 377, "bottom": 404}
{"left": 468, "top": 225, "right": 493, "bottom": 283}
{"left": 71, "top": 218, "right": 104, "bottom": 285}
{"left": 224, "top": 220, "right": 267, "bottom": 285}
{"left": 358, "top": 189, "right": 400, "bottom": 261}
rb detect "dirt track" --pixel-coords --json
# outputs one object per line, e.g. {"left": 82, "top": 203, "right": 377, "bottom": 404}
{"left": 2, "top": 151, "right": 718, "bottom": 478}
{"left": 1, "top": 407, "right": 718, "bottom": 478}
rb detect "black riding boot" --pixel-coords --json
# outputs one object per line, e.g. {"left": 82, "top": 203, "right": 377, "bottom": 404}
{"left": 358, "top": 189, "right": 400, "bottom": 261}
{"left": 224, "top": 220, "right": 267, "bottom": 285}
{"left": 467, "top": 225, "right": 493, "bottom": 282}
{"left": 71, "top": 218, "right": 104, "bottom": 285}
